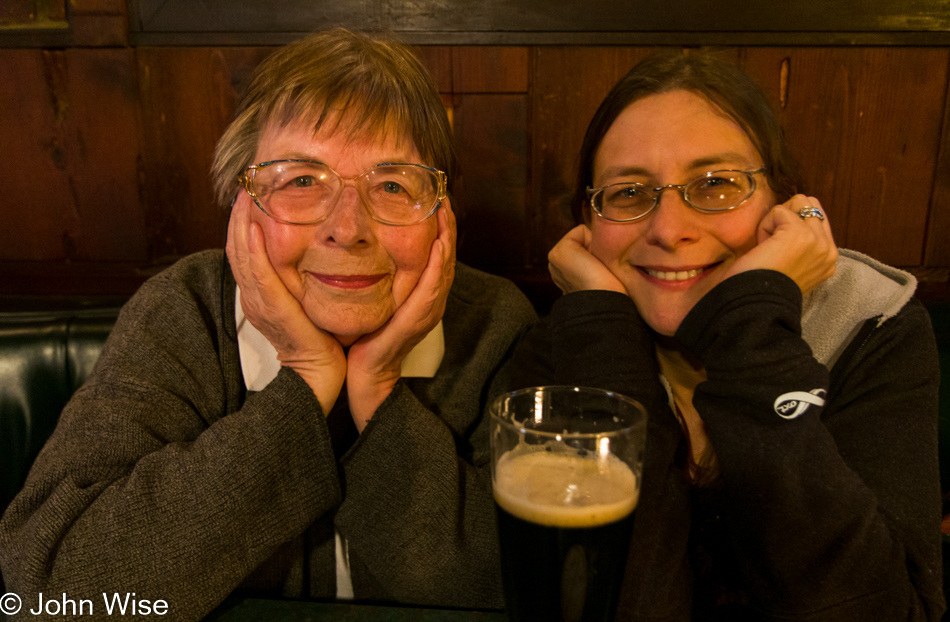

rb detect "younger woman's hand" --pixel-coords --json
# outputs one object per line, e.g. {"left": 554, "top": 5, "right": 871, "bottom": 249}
{"left": 548, "top": 224, "right": 627, "bottom": 295}
{"left": 725, "top": 194, "right": 838, "bottom": 296}
{"left": 226, "top": 194, "right": 346, "bottom": 415}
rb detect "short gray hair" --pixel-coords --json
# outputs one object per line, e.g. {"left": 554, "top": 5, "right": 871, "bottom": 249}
{"left": 211, "top": 28, "right": 456, "bottom": 207}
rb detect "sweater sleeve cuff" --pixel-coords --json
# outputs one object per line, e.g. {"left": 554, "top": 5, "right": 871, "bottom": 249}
{"left": 549, "top": 289, "right": 640, "bottom": 325}
{"left": 675, "top": 270, "right": 802, "bottom": 361}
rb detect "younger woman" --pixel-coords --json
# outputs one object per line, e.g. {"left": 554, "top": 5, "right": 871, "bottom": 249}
{"left": 512, "top": 53, "right": 943, "bottom": 620}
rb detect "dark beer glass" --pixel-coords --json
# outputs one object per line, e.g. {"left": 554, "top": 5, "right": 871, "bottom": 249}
{"left": 490, "top": 386, "right": 647, "bottom": 622}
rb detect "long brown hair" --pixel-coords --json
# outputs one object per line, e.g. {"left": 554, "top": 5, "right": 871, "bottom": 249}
{"left": 572, "top": 51, "right": 803, "bottom": 223}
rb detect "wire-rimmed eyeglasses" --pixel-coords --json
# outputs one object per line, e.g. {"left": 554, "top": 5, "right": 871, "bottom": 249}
{"left": 239, "top": 159, "right": 447, "bottom": 226}
{"left": 587, "top": 168, "right": 766, "bottom": 223}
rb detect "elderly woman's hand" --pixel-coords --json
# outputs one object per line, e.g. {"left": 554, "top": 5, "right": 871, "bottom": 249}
{"left": 346, "top": 202, "right": 457, "bottom": 432}
{"left": 226, "top": 196, "right": 347, "bottom": 415}
{"left": 724, "top": 194, "right": 838, "bottom": 296}
{"left": 549, "top": 224, "right": 627, "bottom": 295}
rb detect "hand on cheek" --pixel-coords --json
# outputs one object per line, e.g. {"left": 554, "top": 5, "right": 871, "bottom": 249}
{"left": 549, "top": 224, "right": 627, "bottom": 295}
{"left": 226, "top": 195, "right": 346, "bottom": 415}
{"left": 346, "top": 202, "right": 457, "bottom": 431}
{"left": 725, "top": 194, "right": 838, "bottom": 295}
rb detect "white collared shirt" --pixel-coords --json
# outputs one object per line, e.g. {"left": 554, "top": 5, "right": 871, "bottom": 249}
{"left": 234, "top": 287, "right": 444, "bottom": 598}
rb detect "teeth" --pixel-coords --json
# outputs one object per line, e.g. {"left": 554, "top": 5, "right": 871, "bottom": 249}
{"left": 646, "top": 268, "right": 701, "bottom": 281}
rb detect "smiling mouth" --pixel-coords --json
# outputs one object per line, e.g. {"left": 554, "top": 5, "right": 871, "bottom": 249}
{"left": 311, "top": 273, "right": 387, "bottom": 289}
{"left": 641, "top": 265, "right": 717, "bottom": 282}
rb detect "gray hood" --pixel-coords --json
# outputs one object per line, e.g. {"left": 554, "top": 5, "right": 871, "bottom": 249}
{"left": 801, "top": 248, "right": 917, "bottom": 368}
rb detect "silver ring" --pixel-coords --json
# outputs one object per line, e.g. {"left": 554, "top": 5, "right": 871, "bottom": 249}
{"left": 798, "top": 206, "right": 825, "bottom": 221}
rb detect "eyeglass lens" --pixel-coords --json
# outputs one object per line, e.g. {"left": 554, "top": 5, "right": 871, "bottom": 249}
{"left": 594, "top": 171, "right": 756, "bottom": 221}
{"left": 250, "top": 161, "right": 441, "bottom": 225}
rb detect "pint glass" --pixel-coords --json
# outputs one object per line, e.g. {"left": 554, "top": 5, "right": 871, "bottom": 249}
{"left": 490, "top": 386, "right": 647, "bottom": 622}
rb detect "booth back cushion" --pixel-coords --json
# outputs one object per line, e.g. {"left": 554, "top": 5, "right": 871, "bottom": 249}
{"left": 0, "top": 309, "right": 120, "bottom": 516}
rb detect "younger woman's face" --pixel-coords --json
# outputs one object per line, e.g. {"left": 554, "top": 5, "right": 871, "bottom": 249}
{"left": 589, "top": 89, "right": 775, "bottom": 336}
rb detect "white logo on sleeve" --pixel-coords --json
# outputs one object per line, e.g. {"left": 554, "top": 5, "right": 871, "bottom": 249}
{"left": 773, "top": 389, "right": 826, "bottom": 419}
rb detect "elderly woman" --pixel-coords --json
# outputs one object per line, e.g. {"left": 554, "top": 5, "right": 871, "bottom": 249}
{"left": 0, "top": 29, "right": 536, "bottom": 617}
{"left": 510, "top": 53, "right": 944, "bottom": 620}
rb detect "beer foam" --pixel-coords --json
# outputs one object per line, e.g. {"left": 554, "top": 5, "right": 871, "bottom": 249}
{"left": 493, "top": 448, "right": 638, "bottom": 528}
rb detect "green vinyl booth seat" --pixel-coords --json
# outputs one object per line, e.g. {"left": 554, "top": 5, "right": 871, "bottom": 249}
{"left": 0, "top": 305, "right": 121, "bottom": 592}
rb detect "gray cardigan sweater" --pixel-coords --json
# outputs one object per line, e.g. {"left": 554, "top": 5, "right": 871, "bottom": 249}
{"left": 0, "top": 250, "right": 537, "bottom": 620}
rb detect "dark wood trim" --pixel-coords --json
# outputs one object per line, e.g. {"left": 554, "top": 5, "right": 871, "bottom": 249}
{"left": 121, "top": 31, "right": 950, "bottom": 48}
{"left": 121, "top": 0, "right": 950, "bottom": 47}
{"left": 10, "top": 30, "right": 950, "bottom": 49}
{"left": 6, "top": 0, "right": 950, "bottom": 48}
{"left": 0, "top": 29, "right": 73, "bottom": 48}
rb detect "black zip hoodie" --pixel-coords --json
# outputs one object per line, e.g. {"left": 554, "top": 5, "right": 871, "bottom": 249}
{"left": 509, "top": 252, "right": 943, "bottom": 621}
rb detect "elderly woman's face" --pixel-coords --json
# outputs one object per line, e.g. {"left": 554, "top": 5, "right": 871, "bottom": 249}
{"left": 250, "top": 118, "right": 439, "bottom": 345}
{"left": 588, "top": 89, "right": 775, "bottom": 337}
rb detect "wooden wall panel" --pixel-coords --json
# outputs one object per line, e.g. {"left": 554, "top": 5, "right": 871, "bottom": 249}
{"left": 742, "top": 48, "right": 949, "bottom": 267}
{"left": 453, "top": 94, "right": 529, "bottom": 270}
{"left": 63, "top": 48, "right": 145, "bottom": 260}
{"left": 69, "top": 0, "right": 128, "bottom": 47}
{"left": 0, "top": 0, "right": 40, "bottom": 25}
{"left": 0, "top": 48, "right": 145, "bottom": 263}
{"left": 77, "top": 0, "right": 126, "bottom": 10}
{"left": 453, "top": 47, "right": 529, "bottom": 93}
{"left": 2, "top": 40, "right": 950, "bottom": 303}
{"left": 47, "top": 0, "right": 66, "bottom": 20}
{"left": 412, "top": 46, "right": 453, "bottom": 93}
{"left": 0, "top": 49, "right": 68, "bottom": 262}
{"left": 531, "top": 47, "right": 655, "bottom": 265}
{"left": 926, "top": 73, "right": 950, "bottom": 267}
{"left": 137, "top": 46, "right": 275, "bottom": 260}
